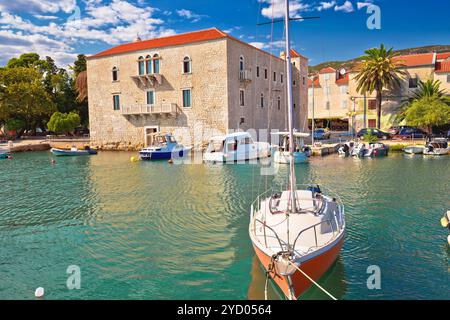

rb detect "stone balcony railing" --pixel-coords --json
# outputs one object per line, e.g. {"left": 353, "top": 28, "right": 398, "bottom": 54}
{"left": 121, "top": 103, "right": 179, "bottom": 116}
{"left": 239, "top": 70, "right": 252, "bottom": 82}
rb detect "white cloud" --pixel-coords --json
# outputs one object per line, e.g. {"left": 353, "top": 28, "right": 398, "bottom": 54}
{"left": 33, "top": 15, "right": 59, "bottom": 20}
{"left": 334, "top": 1, "right": 354, "bottom": 13}
{"left": 259, "top": 0, "right": 310, "bottom": 19}
{"left": 0, "top": 0, "right": 176, "bottom": 67}
{"left": 0, "top": 0, "right": 77, "bottom": 14}
{"left": 316, "top": 1, "right": 336, "bottom": 11}
{"left": 249, "top": 42, "right": 268, "bottom": 50}
{"left": 176, "top": 9, "right": 207, "bottom": 23}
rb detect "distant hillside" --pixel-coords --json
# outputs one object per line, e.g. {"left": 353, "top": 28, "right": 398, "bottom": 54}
{"left": 309, "top": 45, "right": 450, "bottom": 74}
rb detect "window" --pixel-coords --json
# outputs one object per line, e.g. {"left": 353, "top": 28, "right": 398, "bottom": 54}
{"left": 368, "top": 119, "right": 377, "bottom": 128}
{"left": 256, "top": 66, "right": 260, "bottom": 78}
{"left": 240, "top": 117, "right": 245, "bottom": 125}
{"left": 281, "top": 74, "right": 284, "bottom": 83}
{"left": 183, "top": 56, "right": 191, "bottom": 74}
{"left": 368, "top": 99, "right": 377, "bottom": 110}
{"left": 339, "top": 85, "right": 348, "bottom": 94}
{"left": 409, "top": 77, "right": 418, "bottom": 88}
{"left": 112, "top": 67, "right": 118, "bottom": 81}
{"left": 447, "top": 74, "right": 450, "bottom": 83}
{"left": 293, "top": 80, "right": 296, "bottom": 86}
{"left": 260, "top": 93, "right": 264, "bottom": 108}
{"left": 277, "top": 96, "right": 281, "bottom": 110}
{"left": 146, "top": 55, "right": 153, "bottom": 74}
{"left": 153, "top": 54, "right": 160, "bottom": 74}
{"left": 138, "top": 56, "right": 145, "bottom": 75}
{"left": 113, "top": 95, "right": 120, "bottom": 110}
{"left": 273, "top": 72, "right": 276, "bottom": 82}
{"left": 182, "top": 89, "right": 191, "bottom": 108}
{"left": 264, "top": 69, "right": 268, "bottom": 79}
{"left": 324, "top": 73, "right": 330, "bottom": 81}
{"left": 294, "top": 103, "right": 296, "bottom": 109}
{"left": 325, "top": 101, "right": 330, "bottom": 110}
{"left": 341, "top": 100, "right": 348, "bottom": 109}
{"left": 302, "top": 77, "right": 305, "bottom": 85}
{"left": 239, "top": 89, "right": 245, "bottom": 107}
{"left": 308, "top": 88, "right": 313, "bottom": 96}
{"left": 239, "top": 56, "right": 244, "bottom": 72}
{"left": 146, "top": 90, "right": 155, "bottom": 105}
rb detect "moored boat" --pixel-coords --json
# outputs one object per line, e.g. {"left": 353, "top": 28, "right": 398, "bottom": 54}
{"left": 423, "top": 138, "right": 449, "bottom": 156}
{"left": 271, "top": 132, "right": 311, "bottom": 164}
{"left": 403, "top": 145, "right": 425, "bottom": 154}
{"left": 51, "top": 147, "right": 98, "bottom": 156}
{"left": 249, "top": 0, "right": 345, "bottom": 300}
{"left": 139, "top": 132, "right": 192, "bottom": 161}
{"left": 203, "top": 132, "right": 271, "bottom": 163}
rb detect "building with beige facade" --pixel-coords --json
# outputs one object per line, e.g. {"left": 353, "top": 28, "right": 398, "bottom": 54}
{"left": 308, "top": 52, "right": 450, "bottom": 132}
{"left": 86, "top": 28, "right": 308, "bottom": 150}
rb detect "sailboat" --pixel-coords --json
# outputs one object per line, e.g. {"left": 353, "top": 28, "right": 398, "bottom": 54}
{"left": 249, "top": 0, "right": 346, "bottom": 300}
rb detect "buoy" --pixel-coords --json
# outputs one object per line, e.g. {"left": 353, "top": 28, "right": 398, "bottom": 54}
{"left": 130, "top": 156, "right": 138, "bottom": 162}
{"left": 441, "top": 216, "right": 449, "bottom": 228}
{"left": 35, "top": 287, "right": 44, "bottom": 298}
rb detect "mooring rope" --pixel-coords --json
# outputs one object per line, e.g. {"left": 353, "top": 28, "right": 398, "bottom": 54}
{"left": 288, "top": 261, "right": 338, "bottom": 300}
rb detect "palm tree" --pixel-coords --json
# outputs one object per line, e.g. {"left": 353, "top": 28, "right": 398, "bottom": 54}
{"left": 411, "top": 79, "right": 447, "bottom": 100}
{"left": 354, "top": 44, "right": 406, "bottom": 129}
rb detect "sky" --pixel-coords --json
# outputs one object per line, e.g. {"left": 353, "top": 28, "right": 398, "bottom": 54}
{"left": 0, "top": 0, "right": 449, "bottom": 68}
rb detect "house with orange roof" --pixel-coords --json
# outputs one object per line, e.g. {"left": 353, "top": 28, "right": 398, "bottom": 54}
{"left": 308, "top": 51, "right": 450, "bottom": 133}
{"left": 86, "top": 28, "right": 308, "bottom": 150}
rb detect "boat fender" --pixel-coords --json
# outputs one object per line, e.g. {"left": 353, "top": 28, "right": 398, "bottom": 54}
{"left": 35, "top": 287, "right": 44, "bottom": 298}
{"left": 441, "top": 217, "right": 449, "bottom": 228}
{"left": 448, "top": 235, "right": 450, "bottom": 245}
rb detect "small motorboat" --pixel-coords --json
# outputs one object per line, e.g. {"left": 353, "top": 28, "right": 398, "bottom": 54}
{"left": 271, "top": 131, "right": 311, "bottom": 164}
{"left": 0, "top": 149, "right": 10, "bottom": 159}
{"left": 338, "top": 141, "right": 357, "bottom": 157}
{"left": 423, "top": 138, "right": 449, "bottom": 156}
{"left": 203, "top": 132, "right": 271, "bottom": 163}
{"left": 403, "top": 145, "right": 425, "bottom": 155}
{"left": 51, "top": 146, "right": 98, "bottom": 156}
{"left": 351, "top": 142, "right": 388, "bottom": 157}
{"left": 139, "top": 132, "right": 192, "bottom": 161}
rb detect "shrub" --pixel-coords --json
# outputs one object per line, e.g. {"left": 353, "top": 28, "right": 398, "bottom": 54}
{"left": 363, "top": 133, "right": 379, "bottom": 143}
{"left": 47, "top": 112, "right": 81, "bottom": 135}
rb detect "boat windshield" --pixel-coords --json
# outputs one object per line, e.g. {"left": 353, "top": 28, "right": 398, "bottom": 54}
{"left": 207, "top": 139, "right": 224, "bottom": 153}
{"left": 154, "top": 135, "right": 167, "bottom": 145}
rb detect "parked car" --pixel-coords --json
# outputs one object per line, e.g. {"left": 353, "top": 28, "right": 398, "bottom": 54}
{"left": 313, "top": 128, "right": 331, "bottom": 140}
{"left": 356, "top": 128, "right": 391, "bottom": 140}
{"left": 394, "top": 128, "right": 427, "bottom": 140}
{"left": 388, "top": 126, "right": 413, "bottom": 135}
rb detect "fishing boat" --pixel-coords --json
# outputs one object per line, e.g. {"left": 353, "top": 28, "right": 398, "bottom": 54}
{"left": 203, "top": 132, "right": 271, "bottom": 163}
{"left": 423, "top": 138, "right": 449, "bottom": 156}
{"left": 139, "top": 132, "right": 192, "bottom": 161}
{"left": 51, "top": 147, "right": 98, "bottom": 156}
{"left": 271, "top": 132, "right": 311, "bottom": 164}
{"left": 403, "top": 145, "right": 425, "bottom": 155}
{"left": 249, "top": 1, "right": 345, "bottom": 300}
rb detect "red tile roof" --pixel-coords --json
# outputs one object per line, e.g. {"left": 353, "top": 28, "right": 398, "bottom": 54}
{"left": 437, "top": 52, "right": 450, "bottom": 60}
{"left": 307, "top": 76, "right": 320, "bottom": 87}
{"left": 89, "top": 28, "right": 228, "bottom": 59}
{"left": 290, "top": 49, "right": 307, "bottom": 59}
{"left": 435, "top": 60, "right": 450, "bottom": 73}
{"left": 319, "top": 67, "right": 336, "bottom": 74}
{"left": 393, "top": 53, "right": 434, "bottom": 67}
{"left": 336, "top": 73, "right": 349, "bottom": 85}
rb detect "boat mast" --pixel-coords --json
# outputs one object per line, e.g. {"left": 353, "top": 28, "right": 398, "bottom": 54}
{"left": 284, "top": 0, "right": 297, "bottom": 213}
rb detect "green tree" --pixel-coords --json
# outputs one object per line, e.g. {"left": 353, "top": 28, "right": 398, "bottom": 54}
{"left": 0, "top": 67, "right": 56, "bottom": 137}
{"left": 404, "top": 96, "right": 450, "bottom": 133}
{"left": 410, "top": 79, "right": 448, "bottom": 101}
{"left": 355, "top": 44, "right": 406, "bottom": 129}
{"left": 47, "top": 112, "right": 81, "bottom": 135}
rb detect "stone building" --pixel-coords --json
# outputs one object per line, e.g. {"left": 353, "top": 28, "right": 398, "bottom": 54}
{"left": 86, "top": 28, "right": 308, "bottom": 150}
{"left": 308, "top": 51, "right": 450, "bottom": 132}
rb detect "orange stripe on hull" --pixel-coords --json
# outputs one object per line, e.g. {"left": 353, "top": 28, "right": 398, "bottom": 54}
{"left": 253, "top": 236, "right": 344, "bottom": 299}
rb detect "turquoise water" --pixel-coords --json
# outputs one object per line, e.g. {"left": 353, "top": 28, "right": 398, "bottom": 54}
{"left": 0, "top": 151, "right": 449, "bottom": 300}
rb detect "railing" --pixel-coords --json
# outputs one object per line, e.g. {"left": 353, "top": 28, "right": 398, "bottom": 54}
{"left": 239, "top": 70, "right": 252, "bottom": 82}
{"left": 249, "top": 183, "right": 345, "bottom": 255}
{"left": 121, "top": 103, "right": 178, "bottom": 116}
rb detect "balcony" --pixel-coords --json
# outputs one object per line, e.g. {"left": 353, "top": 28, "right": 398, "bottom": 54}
{"left": 122, "top": 103, "right": 179, "bottom": 117}
{"left": 130, "top": 73, "right": 163, "bottom": 88}
{"left": 239, "top": 70, "right": 252, "bottom": 82}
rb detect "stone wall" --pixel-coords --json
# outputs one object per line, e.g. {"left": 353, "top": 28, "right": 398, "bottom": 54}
{"left": 87, "top": 39, "right": 229, "bottom": 151}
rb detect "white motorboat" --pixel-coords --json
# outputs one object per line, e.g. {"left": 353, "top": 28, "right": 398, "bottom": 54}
{"left": 338, "top": 141, "right": 357, "bottom": 157}
{"left": 139, "top": 132, "right": 192, "bottom": 160}
{"left": 203, "top": 132, "right": 271, "bottom": 163}
{"left": 403, "top": 145, "right": 425, "bottom": 154}
{"left": 350, "top": 142, "right": 388, "bottom": 157}
{"left": 423, "top": 138, "right": 449, "bottom": 156}
{"left": 249, "top": 0, "right": 345, "bottom": 300}
{"left": 271, "top": 132, "right": 311, "bottom": 164}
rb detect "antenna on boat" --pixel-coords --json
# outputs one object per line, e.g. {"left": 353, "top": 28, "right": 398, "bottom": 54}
{"left": 284, "top": 0, "right": 297, "bottom": 214}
